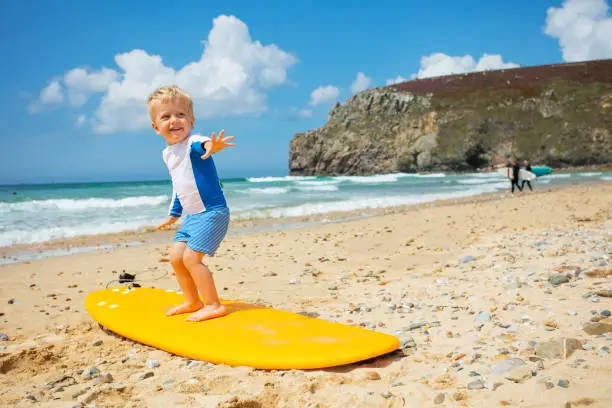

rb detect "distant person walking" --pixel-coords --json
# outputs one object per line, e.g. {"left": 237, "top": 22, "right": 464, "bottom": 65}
{"left": 508, "top": 160, "right": 522, "bottom": 193}
{"left": 521, "top": 160, "right": 533, "bottom": 191}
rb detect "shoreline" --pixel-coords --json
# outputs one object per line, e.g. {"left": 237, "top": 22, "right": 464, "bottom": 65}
{"left": 1, "top": 163, "right": 611, "bottom": 189}
{"left": 1, "top": 180, "right": 609, "bottom": 266}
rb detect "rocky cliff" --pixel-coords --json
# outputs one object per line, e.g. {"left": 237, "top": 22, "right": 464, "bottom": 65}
{"left": 289, "top": 59, "right": 612, "bottom": 175}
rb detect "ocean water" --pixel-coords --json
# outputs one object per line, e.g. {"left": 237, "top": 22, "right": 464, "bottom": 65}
{"left": 1, "top": 170, "right": 610, "bottom": 248}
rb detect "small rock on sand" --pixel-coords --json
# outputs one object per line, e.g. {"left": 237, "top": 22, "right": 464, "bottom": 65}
{"left": 536, "top": 338, "right": 582, "bottom": 359}
{"left": 550, "top": 274, "right": 570, "bottom": 285}
{"left": 491, "top": 358, "right": 526, "bottom": 376}
{"left": 460, "top": 256, "right": 476, "bottom": 264}
{"left": 135, "top": 371, "right": 154, "bottom": 381}
{"left": 558, "top": 379, "right": 570, "bottom": 388}
{"left": 505, "top": 366, "right": 533, "bottom": 383}
{"left": 583, "top": 322, "right": 612, "bottom": 336}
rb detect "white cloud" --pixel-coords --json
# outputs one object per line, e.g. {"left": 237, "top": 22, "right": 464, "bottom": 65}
{"left": 350, "top": 72, "right": 372, "bottom": 94}
{"left": 40, "top": 80, "right": 64, "bottom": 104}
{"left": 298, "top": 108, "right": 313, "bottom": 118}
{"left": 309, "top": 85, "right": 340, "bottom": 106}
{"left": 413, "top": 52, "right": 520, "bottom": 79}
{"left": 64, "top": 67, "right": 119, "bottom": 92}
{"left": 76, "top": 114, "right": 87, "bottom": 127}
{"left": 474, "top": 54, "right": 519, "bottom": 71}
{"left": 544, "top": 0, "right": 612, "bottom": 62}
{"left": 64, "top": 67, "right": 119, "bottom": 106}
{"left": 386, "top": 75, "right": 407, "bottom": 85}
{"left": 28, "top": 15, "right": 297, "bottom": 134}
{"left": 26, "top": 80, "right": 64, "bottom": 113}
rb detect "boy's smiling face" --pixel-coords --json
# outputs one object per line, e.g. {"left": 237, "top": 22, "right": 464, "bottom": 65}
{"left": 150, "top": 97, "right": 194, "bottom": 145}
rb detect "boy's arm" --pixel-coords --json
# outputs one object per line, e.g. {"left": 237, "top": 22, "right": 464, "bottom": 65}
{"left": 191, "top": 136, "right": 210, "bottom": 157}
{"left": 157, "top": 191, "right": 181, "bottom": 230}
{"left": 193, "top": 130, "right": 235, "bottom": 160}
{"left": 157, "top": 216, "right": 179, "bottom": 230}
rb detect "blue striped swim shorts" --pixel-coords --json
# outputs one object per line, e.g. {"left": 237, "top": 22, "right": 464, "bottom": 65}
{"left": 173, "top": 207, "right": 230, "bottom": 256}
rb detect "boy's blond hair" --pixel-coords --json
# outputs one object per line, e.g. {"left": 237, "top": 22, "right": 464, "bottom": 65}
{"left": 147, "top": 85, "right": 194, "bottom": 121}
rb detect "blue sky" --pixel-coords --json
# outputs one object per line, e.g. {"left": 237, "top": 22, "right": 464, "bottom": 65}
{"left": 1, "top": 0, "right": 611, "bottom": 184}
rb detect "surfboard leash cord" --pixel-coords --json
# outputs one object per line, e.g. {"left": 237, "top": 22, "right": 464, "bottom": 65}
{"left": 105, "top": 269, "right": 169, "bottom": 289}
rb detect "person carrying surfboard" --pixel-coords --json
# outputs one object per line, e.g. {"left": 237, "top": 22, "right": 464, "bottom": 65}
{"left": 521, "top": 160, "right": 534, "bottom": 192}
{"left": 147, "top": 86, "right": 235, "bottom": 322}
{"left": 507, "top": 159, "right": 523, "bottom": 193}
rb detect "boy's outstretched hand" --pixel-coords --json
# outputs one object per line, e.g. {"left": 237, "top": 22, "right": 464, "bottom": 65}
{"left": 157, "top": 216, "right": 179, "bottom": 230}
{"left": 201, "top": 129, "right": 235, "bottom": 160}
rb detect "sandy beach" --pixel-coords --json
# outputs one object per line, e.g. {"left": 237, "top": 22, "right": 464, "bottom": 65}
{"left": 1, "top": 182, "right": 611, "bottom": 407}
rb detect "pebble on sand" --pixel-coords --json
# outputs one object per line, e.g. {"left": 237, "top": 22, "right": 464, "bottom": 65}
{"left": 596, "top": 290, "right": 612, "bottom": 298}
{"left": 381, "top": 391, "right": 393, "bottom": 399}
{"left": 505, "top": 366, "right": 533, "bottom": 383}
{"left": 467, "top": 379, "right": 485, "bottom": 390}
{"left": 536, "top": 338, "right": 582, "bottom": 359}
{"left": 82, "top": 367, "right": 100, "bottom": 379}
{"left": 583, "top": 322, "right": 612, "bottom": 336}
{"left": 550, "top": 274, "right": 570, "bottom": 285}
{"left": 474, "top": 311, "right": 491, "bottom": 323}
{"left": 460, "top": 255, "right": 476, "bottom": 264}
{"left": 146, "top": 359, "right": 160, "bottom": 369}
{"left": 93, "top": 373, "right": 113, "bottom": 385}
{"left": 491, "top": 358, "right": 526, "bottom": 376}
{"left": 135, "top": 371, "right": 155, "bottom": 381}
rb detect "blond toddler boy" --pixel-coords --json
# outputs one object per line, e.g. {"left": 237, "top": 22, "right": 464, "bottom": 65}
{"left": 147, "top": 85, "right": 235, "bottom": 322}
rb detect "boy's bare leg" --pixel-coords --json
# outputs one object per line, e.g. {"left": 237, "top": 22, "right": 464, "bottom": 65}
{"left": 182, "top": 248, "right": 227, "bottom": 322}
{"left": 166, "top": 242, "right": 204, "bottom": 316}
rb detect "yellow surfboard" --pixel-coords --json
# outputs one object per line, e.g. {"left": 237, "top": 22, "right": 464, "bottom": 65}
{"left": 85, "top": 287, "right": 400, "bottom": 370}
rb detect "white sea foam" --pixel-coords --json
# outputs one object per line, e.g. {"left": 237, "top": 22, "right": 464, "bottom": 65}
{"left": 247, "top": 176, "right": 312, "bottom": 183}
{"left": 457, "top": 177, "right": 505, "bottom": 185}
{"left": 601, "top": 176, "right": 612, "bottom": 181}
{"left": 0, "top": 244, "right": 117, "bottom": 266}
{"left": 461, "top": 172, "right": 505, "bottom": 178}
{"left": 335, "top": 173, "right": 407, "bottom": 183}
{"left": 487, "top": 182, "right": 513, "bottom": 190}
{"left": 541, "top": 174, "right": 571, "bottom": 179}
{"left": 234, "top": 184, "right": 506, "bottom": 220}
{"left": 246, "top": 187, "right": 290, "bottom": 194}
{"left": 0, "top": 195, "right": 168, "bottom": 213}
{"left": 295, "top": 180, "right": 340, "bottom": 186}
{"left": 403, "top": 172, "right": 447, "bottom": 178}
{"left": 296, "top": 185, "right": 339, "bottom": 192}
{"left": 0, "top": 220, "right": 155, "bottom": 247}
{"left": 578, "top": 172, "right": 603, "bottom": 177}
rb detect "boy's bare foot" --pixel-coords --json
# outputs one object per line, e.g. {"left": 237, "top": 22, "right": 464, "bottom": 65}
{"left": 186, "top": 304, "right": 228, "bottom": 322}
{"left": 166, "top": 301, "right": 204, "bottom": 316}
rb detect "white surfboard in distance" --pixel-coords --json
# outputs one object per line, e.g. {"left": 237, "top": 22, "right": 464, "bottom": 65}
{"left": 496, "top": 168, "right": 536, "bottom": 181}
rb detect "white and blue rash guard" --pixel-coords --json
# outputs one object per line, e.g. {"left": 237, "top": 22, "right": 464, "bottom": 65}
{"left": 162, "top": 134, "right": 227, "bottom": 218}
